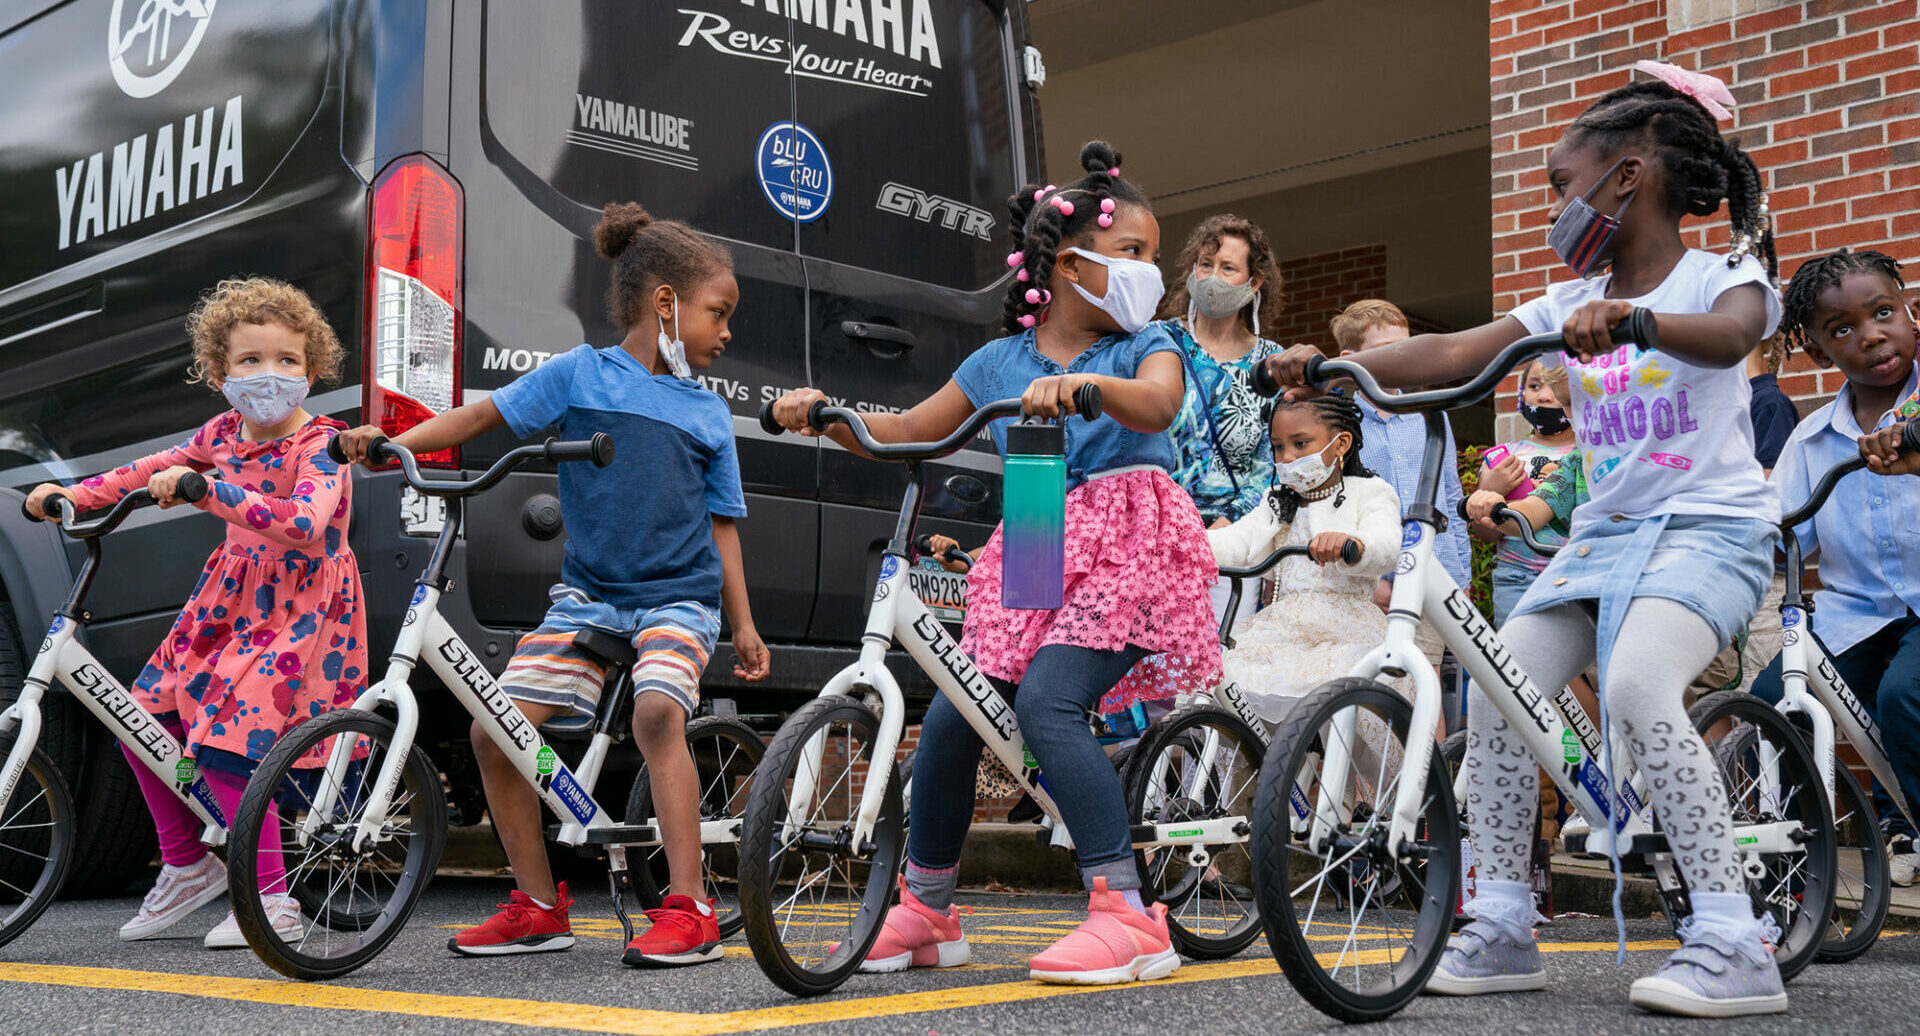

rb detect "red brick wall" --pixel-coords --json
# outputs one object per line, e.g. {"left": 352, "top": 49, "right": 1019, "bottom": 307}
{"left": 1489, "top": 0, "right": 1920, "bottom": 431}
{"left": 1269, "top": 245, "right": 1389, "bottom": 346}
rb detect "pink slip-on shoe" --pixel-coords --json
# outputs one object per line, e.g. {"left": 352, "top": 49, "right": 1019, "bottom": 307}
{"left": 1027, "top": 878, "right": 1181, "bottom": 985}
{"left": 857, "top": 878, "right": 971, "bottom": 973}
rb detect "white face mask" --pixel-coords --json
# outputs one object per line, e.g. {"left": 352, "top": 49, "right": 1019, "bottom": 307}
{"left": 222, "top": 372, "right": 310, "bottom": 427}
{"left": 1273, "top": 440, "right": 1343, "bottom": 493}
{"left": 1064, "top": 246, "right": 1165, "bottom": 333}
{"left": 657, "top": 292, "right": 692, "bottom": 380}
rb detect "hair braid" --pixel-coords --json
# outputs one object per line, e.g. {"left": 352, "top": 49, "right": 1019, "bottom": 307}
{"left": 999, "top": 140, "right": 1153, "bottom": 334}
{"left": 1779, "top": 248, "right": 1906, "bottom": 355}
{"left": 1265, "top": 391, "right": 1376, "bottom": 523}
{"left": 1568, "top": 79, "right": 1775, "bottom": 278}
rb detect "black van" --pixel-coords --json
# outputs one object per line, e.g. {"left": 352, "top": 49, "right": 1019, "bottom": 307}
{"left": 0, "top": 0, "right": 1043, "bottom": 894}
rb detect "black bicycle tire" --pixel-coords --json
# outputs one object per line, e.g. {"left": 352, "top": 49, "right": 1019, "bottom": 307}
{"left": 228, "top": 709, "right": 447, "bottom": 981}
{"left": 1253, "top": 677, "right": 1459, "bottom": 1023}
{"left": 0, "top": 741, "right": 75, "bottom": 947}
{"left": 625, "top": 715, "right": 764, "bottom": 940}
{"left": 1123, "top": 702, "right": 1264, "bottom": 958}
{"left": 1685, "top": 689, "right": 1837, "bottom": 984}
{"left": 738, "top": 696, "right": 904, "bottom": 997}
{"left": 1814, "top": 757, "right": 1890, "bottom": 963}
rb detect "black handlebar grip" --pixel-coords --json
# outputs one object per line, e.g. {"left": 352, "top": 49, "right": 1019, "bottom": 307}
{"left": 1904, "top": 419, "right": 1920, "bottom": 456}
{"left": 758, "top": 399, "right": 784, "bottom": 436}
{"left": 1616, "top": 307, "right": 1659, "bottom": 353}
{"left": 21, "top": 485, "right": 56, "bottom": 522}
{"left": 544, "top": 434, "right": 617, "bottom": 467}
{"left": 175, "top": 471, "right": 208, "bottom": 505}
{"left": 1339, "top": 539, "right": 1362, "bottom": 566}
{"left": 1074, "top": 382, "right": 1103, "bottom": 421}
{"left": 1249, "top": 355, "right": 1280, "bottom": 398}
{"left": 806, "top": 399, "right": 831, "bottom": 432}
{"left": 589, "top": 432, "right": 615, "bottom": 467}
{"left": 325, "top": 434, "right": 349, "bottom": 465}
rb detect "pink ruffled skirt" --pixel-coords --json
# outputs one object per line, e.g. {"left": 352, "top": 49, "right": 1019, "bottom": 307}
{"left": 960, "top": 468, "right": 1222, "bottom": 711}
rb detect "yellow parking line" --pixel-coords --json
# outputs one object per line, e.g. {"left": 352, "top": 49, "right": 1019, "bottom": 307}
{"left": 0, "top": 958, "right": 1280, "bottom": 1035}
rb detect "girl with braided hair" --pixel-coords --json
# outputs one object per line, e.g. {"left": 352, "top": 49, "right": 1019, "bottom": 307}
{"left": 771, "top": 141, "right": 1219, "bottom": 986}
{"left": 1207, "top": 393, "right": 1402, "bottom": 722}
{"left": 1263, "top": 62, "right": 1789, "bottom": 1017}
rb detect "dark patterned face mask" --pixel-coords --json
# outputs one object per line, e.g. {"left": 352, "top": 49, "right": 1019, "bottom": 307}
{"left": 1519, "top": 399, "right": 1571, "bottom": 435}
{"left": 1547, "top": 156, "right": 1635, "bottom": 278}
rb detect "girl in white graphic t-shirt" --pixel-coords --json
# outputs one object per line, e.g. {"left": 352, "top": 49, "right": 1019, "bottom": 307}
{"left": 1262, "top": 63, "right": 1786, "bottom": 1018}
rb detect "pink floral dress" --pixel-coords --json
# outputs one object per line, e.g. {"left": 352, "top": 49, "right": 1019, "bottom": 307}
{"left": 72, "top": 412, "right": 366, "bottom": 770}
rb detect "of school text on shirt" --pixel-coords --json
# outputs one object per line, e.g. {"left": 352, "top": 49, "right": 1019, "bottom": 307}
{"left": 490, "top": 344, "right": 746, "bottom": 611}
{"left": 1510, "top": 250, "right": 1783, "bottom": 532}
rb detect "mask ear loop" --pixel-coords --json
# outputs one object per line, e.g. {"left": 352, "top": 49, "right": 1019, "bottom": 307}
{"left": 1251, "top": 290, "right": 1262, "bottom": 338}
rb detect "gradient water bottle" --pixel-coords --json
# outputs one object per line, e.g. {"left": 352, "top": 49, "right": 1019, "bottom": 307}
{"left": 1001, "top": 420, "right": 1065, "bottom": 610}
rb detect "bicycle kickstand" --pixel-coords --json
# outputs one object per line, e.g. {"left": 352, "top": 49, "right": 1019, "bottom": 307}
{"left": 606, "top": 845, "right": 640, "bottom": 944}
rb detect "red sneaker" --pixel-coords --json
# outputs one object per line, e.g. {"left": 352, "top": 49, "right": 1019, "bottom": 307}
{"left": 448, "top": 884, "right": 575, "bottom": 956}
{"left": 622, "top": 895, "right": 723, "bottom": 967}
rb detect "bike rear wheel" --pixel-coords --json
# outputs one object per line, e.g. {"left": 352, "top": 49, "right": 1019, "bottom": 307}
{"left": 738, "top": 697, "right": 904, "bottom": 997}
{"left": 229, "top": 709, "right": 447, "bottom": 980}
{"left": 626, "top": 715, "right": 764, "bottom": 939}
{"left": 1125, "top": 703, "right": 1264, "bottom": 958}
{"left": 0, "top": 740, "right": 74, "bottom": 948}
{"left": 1253, "top": 677, "right": 1457, "bottom": 1023}
{"left": 1688, "top": 689, "right": 1836, "bottom": 983}
{"left": 1815, "top": 754, "right": 1889, "bottom": 962}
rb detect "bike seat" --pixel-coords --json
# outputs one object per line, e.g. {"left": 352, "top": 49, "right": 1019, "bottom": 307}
{"left": 571, "top": 627, "right": 637, "bottom": 669}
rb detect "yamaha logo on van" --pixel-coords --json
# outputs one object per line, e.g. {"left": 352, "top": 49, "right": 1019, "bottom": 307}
{"left": 875, "top": 182, "right": 992, "bottom": 240}
{"left": 110, "top": 0, "right": 219, "bottom": 99}
{"left": 756, "top": 121, "right": 832, "bottom": 223}
{"left": 677, "top": 5, "right": 939, "bottom": 97}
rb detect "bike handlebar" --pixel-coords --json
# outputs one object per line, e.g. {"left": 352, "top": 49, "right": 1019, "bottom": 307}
{"left": 1457, "top": 498, "right": 1559, "bottom": 556}
{"left": 23, "top": 472, "right": 208, "bottom": 540}
{"left": 912, "top": 534, "right": 973, "bottom": 573}
{"left": 1218, "top": 537, "right": 1362, "bottom": 579}
{"left": 1250, "top": 308, "right": 1660, "bottom": 414}
{"left": 1779, "top": 419, "right": 1920, "bottom": 529}
{"left": 756, "top": 384, "right": 1104, "bottom": 462}
{"left": 325, "top": 432, "right": 616, "bottom": 498}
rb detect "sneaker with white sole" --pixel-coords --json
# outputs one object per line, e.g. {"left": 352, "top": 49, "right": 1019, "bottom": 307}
{"left": 1425, "top": 920, "right": 1548, "bottom": 995}
{"left": 205, "top": 895, "right": 304, "bottom": 950}
{"left": 856, "top": 878, "right": 970, "bottom": 973}
{"left": 1888, "top": 835, "right": 1918, "bottom": 888}
{"left": 1629, "top": 930, "right": 1786, "bottom": 1018}
{"left": 119, "top": 856, "right": 228, "bottom": 941}
{"left": 1027, "top": 878, "right": 1180, "bottom": 986}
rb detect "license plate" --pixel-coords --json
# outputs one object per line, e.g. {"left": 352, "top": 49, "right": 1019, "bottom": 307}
{"left": 908, "top": 557, "right": 967, "bottom": 624}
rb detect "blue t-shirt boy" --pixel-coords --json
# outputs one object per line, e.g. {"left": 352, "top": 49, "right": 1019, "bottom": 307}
{"left": 491, "top": 344, "right": 747, "bottom": 610}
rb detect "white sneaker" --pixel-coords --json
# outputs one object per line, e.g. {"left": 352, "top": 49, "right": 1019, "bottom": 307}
{"left": 119, "top": 856, "right": 227, "bottom": 941}
{"left": 205, "top": 894, "right": 304, "bottom": 950}
{"left": 1889, "top": 836, "right": 1918, "bottom": 888}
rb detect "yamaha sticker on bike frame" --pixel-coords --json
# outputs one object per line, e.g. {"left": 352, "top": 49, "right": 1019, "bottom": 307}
{"left": 879, "top": 555, "right": 900, "bottom": 581}
{"left": 189, "top": 778, "right": 227, "bottom": 827}
{"left": 549, "top": 768, "right": 598, "bottom": 825}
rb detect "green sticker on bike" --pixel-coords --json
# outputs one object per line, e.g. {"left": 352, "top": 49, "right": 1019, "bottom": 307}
{"left": 535, "top": 745, "right": 557, "bottom": 776}
{"left": 1561, "top": 729, "right": 1580, "bottom": 764}
{"left": 174, "top": 758, "right": 195, "bottom": 784}
{"left": 1022, "top": 746, "right": 1038, "bottom": 771}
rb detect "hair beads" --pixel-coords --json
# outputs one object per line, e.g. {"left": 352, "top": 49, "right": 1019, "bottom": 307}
{"left": 998, "top": 141, "right": 1150, "bottom": 335}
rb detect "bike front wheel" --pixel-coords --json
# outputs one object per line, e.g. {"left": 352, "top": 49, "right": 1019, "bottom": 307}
{"left": 738, "top": 696, "right": 904, "bottom": 997}
{"left": 626, "top": 715, "right": 765, "bottom": 939}
{"left": 1816, "top": 759, "right": 1890, "bottom": 962}
{"left": 0, "top": 740, "right": 74, "bottom": 948}
{"left": 228, "top": 709, "right": 447, "bottom": 980}
{"left": 1125, "top": 703, "right": 1264, "bottom": 958}
{"left": 1252, "top": 677, "right": 1458, "bottom": 1023}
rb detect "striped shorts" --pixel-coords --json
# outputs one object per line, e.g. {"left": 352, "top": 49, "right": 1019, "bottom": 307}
{"left": 499, "top": 585, "right": 721, "bottom": 719}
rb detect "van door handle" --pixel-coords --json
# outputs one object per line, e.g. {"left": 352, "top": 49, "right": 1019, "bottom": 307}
{"left": 842, "top": 321, "right": 915, "bottom": 357}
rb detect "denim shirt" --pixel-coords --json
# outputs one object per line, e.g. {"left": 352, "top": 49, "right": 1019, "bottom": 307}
{"left": 1774, "top": 364, "right": 1920, "bottom": 654}
{"left": 952, "top": 325, "right": 1181, "bottom": 490}
{"left": 1356, "top": 398, "right": 1471, "bottom": 586}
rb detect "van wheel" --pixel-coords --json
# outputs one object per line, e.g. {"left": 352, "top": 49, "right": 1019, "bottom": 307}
{"left": 0, "top": 602, "right": 88, "bottom": 899}
{"left": 61, "top": 744, "right": 159, "bottom": 897}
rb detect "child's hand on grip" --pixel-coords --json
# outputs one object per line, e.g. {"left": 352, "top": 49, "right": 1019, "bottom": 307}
{"left": 1861, "top": 421, "right": 1920, "bottom": 476}
{"left": 334, "top": 424, "right": 389, "bottom": 466}
{"left": 925, "top": 534, "right": 972, "bottom": 574}
{"left": 1261, "top": 345, "right": 1329, "bottom": 401}
{"left": 1562, "top": 299, "right": 1637, "bottom": 363}
{"left": 730, "top": 626, "right": 771, "bottom": 682}
{"left": 23, "top": 483, "right": 75, "bottom": 522}
{"left": 1310, "top": 532, "right": 1359, "bottom": 566}
{"left": 773, "top": 389, "right": 830, "bottom": 437}
{"left": 1021, "top": 374, "right": 1093, "bottom": 420}
{"left": 148, "top": 466, "right": 201, "bottom": 508}
{"left": 1465, "top": 488, "right": 1507, "bottom": 527}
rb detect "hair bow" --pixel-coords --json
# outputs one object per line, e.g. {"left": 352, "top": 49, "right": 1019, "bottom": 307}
{"left": 1632, "top": 59, "right": 1736, "bottom": 121}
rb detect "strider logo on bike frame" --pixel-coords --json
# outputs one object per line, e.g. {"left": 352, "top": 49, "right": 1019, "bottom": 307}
{"left": 437, "top": 636, "right": 538, "bottom": 752}
{"left": 909, "top": 612, "right": 1016, "bottom": 741}
{"left": 66, "top": 663, "right": 171, "bottom": 764}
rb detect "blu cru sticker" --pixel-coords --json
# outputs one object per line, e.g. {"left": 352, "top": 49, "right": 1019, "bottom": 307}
{"left": 756, "top": 121, "right": 833, "bottom": 223}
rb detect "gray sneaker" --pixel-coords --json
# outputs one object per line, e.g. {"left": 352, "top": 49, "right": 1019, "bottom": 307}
{"left": 1424, "top": 920, "right": 1547, "bottom": 995}
{"left": 1629, "top": 933, "right": 1787, "bottom": 1018}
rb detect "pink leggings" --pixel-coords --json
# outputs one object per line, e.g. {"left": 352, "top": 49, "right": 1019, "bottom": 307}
{"left": 123, "top": 724, "right": 286, "bottom": 895}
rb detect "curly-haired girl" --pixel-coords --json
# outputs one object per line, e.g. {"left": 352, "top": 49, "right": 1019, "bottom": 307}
{"left": 27, "top": 277, "right": 364, "bottom": 950}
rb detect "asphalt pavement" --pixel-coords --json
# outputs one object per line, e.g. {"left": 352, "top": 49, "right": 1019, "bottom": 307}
{"left": 6, "top": 877, "right": 1920, "bottom": 1035}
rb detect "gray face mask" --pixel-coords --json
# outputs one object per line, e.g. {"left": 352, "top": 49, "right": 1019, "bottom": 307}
{"left": 1186, "top": 271, "right": 1257, "bottom": 322}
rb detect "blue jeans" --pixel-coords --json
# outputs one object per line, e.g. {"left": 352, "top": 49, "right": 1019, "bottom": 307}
{"left": 1751, "top": 611, "right": 1920, "bottom": 840}
{"left": 1490, "top": 560, "right": 1541, "bottom": 628}
{"left": 908, "top": 643, "right": 1148, "bottom": 889}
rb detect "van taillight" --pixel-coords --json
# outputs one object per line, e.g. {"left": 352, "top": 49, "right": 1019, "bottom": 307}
{"left": 366, "top": 156, "right": 462, "bottom": 468}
